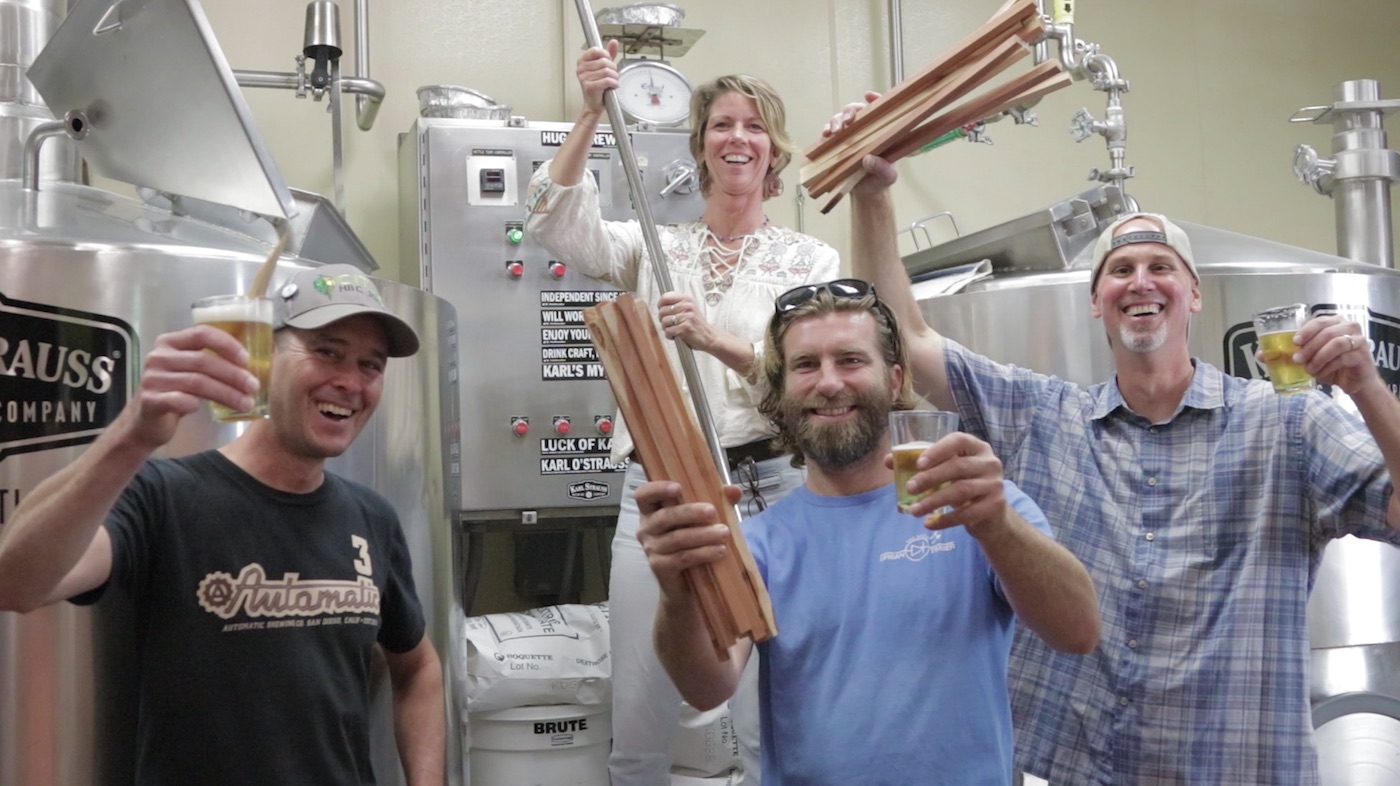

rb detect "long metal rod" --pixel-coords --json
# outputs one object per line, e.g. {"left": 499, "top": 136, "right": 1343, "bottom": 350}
{"left": 888, "top": 0, "right": 904, "bottom": 87}
{"left": 353, "top": 0, "right": 373, "bottom": 129}
{"left": 571, "top": 0, "right": 733, "bottom": 487}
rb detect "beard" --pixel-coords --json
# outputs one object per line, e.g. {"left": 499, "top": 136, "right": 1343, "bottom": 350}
{"left": 1118, "top": 320, "right": 1168, "bottom": 353}
{"left": 778, "top": 383, "right": 893, "bottom": 472}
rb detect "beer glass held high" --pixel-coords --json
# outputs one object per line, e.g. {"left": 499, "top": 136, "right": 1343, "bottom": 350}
{"left": 1253, "top": 303, "right": 1315, "bottom": 394}
{"left": 889, "top": 410, "right": 960, "bottom": 514}
{"left": 191, "top": 294, "right": 273, "bottom": 421}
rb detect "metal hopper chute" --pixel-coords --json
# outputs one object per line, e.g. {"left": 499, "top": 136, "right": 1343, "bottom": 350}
{"left": 26, "top": 0, "right": 296, "bottom": 220}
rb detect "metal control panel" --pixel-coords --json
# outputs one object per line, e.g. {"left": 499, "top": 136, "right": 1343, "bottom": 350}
{"left": 398, "top": 118, "right": 703, "bottom": 518}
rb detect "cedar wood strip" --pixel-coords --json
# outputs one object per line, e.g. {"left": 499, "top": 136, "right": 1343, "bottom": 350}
{"left": 616, "top": 300, "right": 747, "bottom": 647}
{"left": 882, "top": 69, "right": 1073, "bottom": 163}
{"left": 586, "top": 299, "right": 735, "bottom": 655}
{"left": 798, "top": 34, "right": 1023, "bottom": 186}
{"left": 803, "top": 15, "right": 1043, "bottom": 198}
{"left": 627, "top": 299, "right": 776, "bottom": 646}
{"left": 584, "top": 296, "right": 777, "bottom": 656}
{"left": 816, "top": 64, "right": 1069, "bottom": 214}
{"left": 800, "top": 20, "right": 1041, "bottom": 192}
{"left": 802, "top": 0, "right": 1037, "bottom": 162}
{"left": 802, "top": 33, "right": 1031, "bottom": 197}
{"left": 630, "top": 303, "right": 777, "bottom": 641}
{"left": 627, "top": 302, "right": 775, "bottom": 642}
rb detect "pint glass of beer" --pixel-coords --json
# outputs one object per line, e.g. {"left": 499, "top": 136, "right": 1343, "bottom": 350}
{"left": 1253, "top": 303, "right": 1314, "bottom": 394}
{"left": 191, "top": 294, "right": 274, "bottom": 421}
{"left": 889, "top": 410, "right": 960, "bottom": 513}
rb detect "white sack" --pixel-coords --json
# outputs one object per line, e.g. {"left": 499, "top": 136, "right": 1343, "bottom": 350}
{"left": 458, "top": 603, "right": 611, "bottom": 713}
{"left": 670, "top": 768, "right": 745, "bottom": 786}
{"left": 670, "top": 702, "right": 741, "bottom": 776}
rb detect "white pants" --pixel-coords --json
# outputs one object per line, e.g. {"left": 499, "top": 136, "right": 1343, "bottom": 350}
{"left": 607, "top": 456, "right": 806, "bottom": 786}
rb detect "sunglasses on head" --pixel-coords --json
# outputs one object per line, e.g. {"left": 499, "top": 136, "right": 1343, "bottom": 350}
{"left": 774, "top": 278, "right": 876, "bottom": 314}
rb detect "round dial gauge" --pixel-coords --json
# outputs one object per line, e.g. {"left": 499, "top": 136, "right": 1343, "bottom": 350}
{"left": 616, "top": 60, "right": 693, "bottom": 127}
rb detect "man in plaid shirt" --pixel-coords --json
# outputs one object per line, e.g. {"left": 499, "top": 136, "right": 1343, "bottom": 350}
{"left": 844, "top": 151, "right": 1400, "bottom": 785}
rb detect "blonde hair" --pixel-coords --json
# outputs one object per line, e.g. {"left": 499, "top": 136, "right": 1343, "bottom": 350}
{"left": 688, "top": 75, "right": 794, "bottom": 199}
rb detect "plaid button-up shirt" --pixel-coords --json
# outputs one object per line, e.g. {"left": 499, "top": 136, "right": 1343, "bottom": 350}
{"left": 944, "top": 340, "right": 1397, "bottom": 785}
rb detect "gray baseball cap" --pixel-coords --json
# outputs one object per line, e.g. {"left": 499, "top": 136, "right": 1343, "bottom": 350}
{"left": 277, "top": 264, "right": 420, "bottom": 357}
{"left": 1089, "top": 212, "right": 1198, "bottom": 294}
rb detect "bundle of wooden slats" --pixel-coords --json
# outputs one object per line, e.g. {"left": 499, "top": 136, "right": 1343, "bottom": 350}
{"left": 583, "top": 294, "right": 778, "bottom": 659}
{"left": 800, "top": 0, "right": 1071, "bottom": 212}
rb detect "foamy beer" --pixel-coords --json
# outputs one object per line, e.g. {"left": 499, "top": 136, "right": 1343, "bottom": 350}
{"left": 1252, "top": 303, "right": 1314, "bottom": 394}
{"left": 889, "top": 410, "right": 960, "bottom": 513}
{"left": 191, "top": 294, "right": 274, "bottom": 421}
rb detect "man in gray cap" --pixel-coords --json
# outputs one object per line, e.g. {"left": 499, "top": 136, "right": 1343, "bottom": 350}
{"left": 842, "top": 152, "right": 1400, "bottom": 784}
{"left": 0, "top": 264, "right": 445, "bottom": 785}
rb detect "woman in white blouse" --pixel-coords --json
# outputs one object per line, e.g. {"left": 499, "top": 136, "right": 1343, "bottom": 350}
{"left": 526, "top": 39, "right": 840, "bottom": 786}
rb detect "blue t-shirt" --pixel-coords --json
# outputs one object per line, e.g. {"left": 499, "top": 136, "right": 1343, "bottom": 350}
{"left": 742, "top": 480, "right": 1051, "bottom": 785}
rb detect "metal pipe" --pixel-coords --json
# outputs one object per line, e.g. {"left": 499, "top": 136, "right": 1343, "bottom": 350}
{"left": 1336, "top": 180, "right": 1393, "bottom": 265}
{"left": 1331, "top": 79, "right": 1395, "bottom": 267}
{"left": 233, "top": 69, "right": 301, "bottom": 90}
{"left": 22, "top": 118, "right": 66, "bottom": 191}
{"left": 1032, "top": 0, "right": 1049, "bottom": 65}
{"left": 570, "top": 0, "right": 733, "bottom": 488}
{"left": 353, "top": 0, "right": 375, "bottom": 130}
{"left": 888, "top": 0, "right": 904, "bottom": 88}
{"left": 232, "top": 70, "right": 383, "bottom": 128}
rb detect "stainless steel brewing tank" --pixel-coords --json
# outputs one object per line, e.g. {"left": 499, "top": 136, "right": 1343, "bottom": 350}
{"left": 912, "top": 218, "right": 1400, "bottom": 784}
{"left": 0, "top": 180, "right": 456, "bottom": 786}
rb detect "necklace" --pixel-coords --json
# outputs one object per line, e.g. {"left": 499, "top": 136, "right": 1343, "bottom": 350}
{"left": 707, "top": 216, "right": 770, "bottom": 242}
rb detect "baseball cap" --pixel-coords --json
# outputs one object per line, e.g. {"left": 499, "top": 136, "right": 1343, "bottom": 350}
{"left": 276, "top": 264, "right": 420, "bottom": 357}
{"left": 1089, "top": 212, "right": 1198, "bottom": 293}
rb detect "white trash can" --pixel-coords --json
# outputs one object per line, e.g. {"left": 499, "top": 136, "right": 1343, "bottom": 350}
{"left": 468, "top": 704, "right": 611, "bottom": 786}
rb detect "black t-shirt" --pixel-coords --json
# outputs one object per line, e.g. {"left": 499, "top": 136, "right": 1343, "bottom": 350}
{"left": 74, "top": 450, "right": 425, "bottom": 785}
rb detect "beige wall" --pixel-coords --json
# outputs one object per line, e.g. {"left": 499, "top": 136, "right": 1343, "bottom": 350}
{"left": 201, "top": 0, "right": 1400, "bottom": 279}
{"left": 193, "top": 0, "right": 1400, "bottom": 610}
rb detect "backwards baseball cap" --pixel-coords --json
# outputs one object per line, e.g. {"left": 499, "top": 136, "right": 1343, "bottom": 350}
{"left": 277, "top": 264, "right": 420, "bottom": 357}
{"left": 1089, "top": 212, "right": 1198, "bottom": 293}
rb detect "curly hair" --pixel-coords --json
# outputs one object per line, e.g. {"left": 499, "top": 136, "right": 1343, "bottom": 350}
{"left": 688, "top": 74, "right": 794, "bottom": 200}
{"left": 756, "top": 287, "right": 919, "bottom": 468}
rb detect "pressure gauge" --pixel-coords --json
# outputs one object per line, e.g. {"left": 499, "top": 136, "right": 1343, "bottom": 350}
{"left": 616, "top": 60, "right": 693, "bottom": 127}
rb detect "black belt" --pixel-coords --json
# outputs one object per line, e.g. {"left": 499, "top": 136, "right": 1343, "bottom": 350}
{"left": 724, "top": 438, "right": 781, "bottom": 470}
{"left": 631, "top": 438, "right": 782, "bottom": 470}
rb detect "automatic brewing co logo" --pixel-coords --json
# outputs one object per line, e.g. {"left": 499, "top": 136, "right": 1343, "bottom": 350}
{"left": 0, "top": 291, "right": 137, "bottom": 461}
{"left": 1221, "top": 303, "right": 1400, "bottom": 396}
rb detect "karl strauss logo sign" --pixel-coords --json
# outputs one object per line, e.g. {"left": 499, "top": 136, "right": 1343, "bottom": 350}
{"left": 0, "top": 291, "right": 137, "bottom": 462}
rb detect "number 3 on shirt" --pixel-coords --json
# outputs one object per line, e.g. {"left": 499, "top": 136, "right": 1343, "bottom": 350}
{"left": 351, "top": 535, "right": 373, "bottom": 577}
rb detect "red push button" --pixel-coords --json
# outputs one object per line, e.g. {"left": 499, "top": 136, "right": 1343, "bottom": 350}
{"left": 505, "top": 260, "right": 524, "bottom": 279}
{"left": 548, "top": 261, "right": 566, "bottom": 279}
{"left": 511, "top": 417, "right": 529, "bottom": 437}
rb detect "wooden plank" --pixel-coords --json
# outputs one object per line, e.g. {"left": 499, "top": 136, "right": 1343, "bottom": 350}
{"left": 803, "top": 0, "right": 1038, "bottom": 161}
{"left": 880, "top": 63, "right": 1069, "bottom": 163}
{"left": 583, "top": 295, "right": 778, "bottom": 657}
{"left": 803, "top": 15, "right": 1043, "bottom": 198}
{"left": 816, "top": 67, "right": 1071, "bottom": 213}
{"left": 800, "top": 32, "right": 1025, "bottom": 186}
{"left": 801, "top": 35, "right": 1028, "bottom": 192}
{"left": 803, "top": 34, "right": 1031, "bottom": 197}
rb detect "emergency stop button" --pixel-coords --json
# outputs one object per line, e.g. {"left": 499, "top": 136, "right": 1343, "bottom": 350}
{"left": 511, "top": 417, "right": 529, "bottom": 437}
